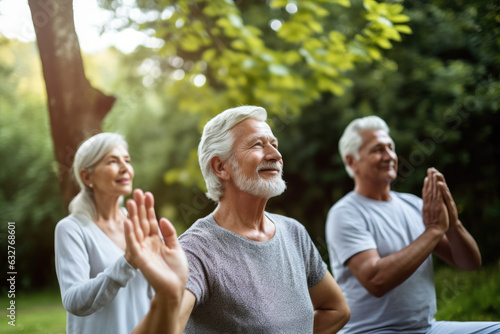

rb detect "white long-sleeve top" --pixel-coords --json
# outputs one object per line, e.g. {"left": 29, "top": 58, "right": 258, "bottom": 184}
{"left": 54, "top": 214, "right": 152, "bottom": 334}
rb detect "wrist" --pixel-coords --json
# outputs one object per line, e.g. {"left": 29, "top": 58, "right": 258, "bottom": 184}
{"left": 446, "top": 219, "right": 462, "bottom": 233}
{"left": 123, "top": 254, "right": 137, "bottom": 269}
{"left": 424, "top": 225, "right": 446, "bottom": 239}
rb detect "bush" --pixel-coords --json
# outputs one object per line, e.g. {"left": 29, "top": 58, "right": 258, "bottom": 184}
{"left": 435, "top": 262, "right": 500, "bottom": 321}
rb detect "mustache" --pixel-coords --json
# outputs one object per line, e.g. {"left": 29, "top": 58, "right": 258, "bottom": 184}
{"left": 257, "top": 162, "right": 283, "bottom": 173}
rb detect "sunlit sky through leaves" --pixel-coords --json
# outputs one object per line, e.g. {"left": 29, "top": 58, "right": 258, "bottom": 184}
{"left": 0, "top": 0, "right": 150, "bottom": 54}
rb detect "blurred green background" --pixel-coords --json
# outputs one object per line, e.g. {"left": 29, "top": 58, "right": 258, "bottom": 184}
{"left": 0, "top": 0, "right": 499, "bottom": 331}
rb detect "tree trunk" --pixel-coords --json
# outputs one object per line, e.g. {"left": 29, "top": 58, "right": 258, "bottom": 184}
{"left": 28, "top": 0, "right": 116, "bottom": 210}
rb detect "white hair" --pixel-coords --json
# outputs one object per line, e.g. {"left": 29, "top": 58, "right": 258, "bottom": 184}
{"left": 339, "top": 115, "right": 390, "bottom": 178}
{"left": 69, "top": 133, "right": 128, "bottom": 221}
{"left": 198, "top": 105, "right": 267, "bottom": 202}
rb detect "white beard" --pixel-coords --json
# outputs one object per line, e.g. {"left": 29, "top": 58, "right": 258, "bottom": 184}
{"left": 230, "top": 159, "right": 286, "bottom": 199}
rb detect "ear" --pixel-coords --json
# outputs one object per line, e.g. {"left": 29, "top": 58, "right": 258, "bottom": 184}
{"left": 80, "top": 168, "right": 92, "bottom": 188}
{"left": 210, "top": 156, "right": 230, "bottom": 181}
{"left": 345, "top": 155, "right": 357, "bottom": 171}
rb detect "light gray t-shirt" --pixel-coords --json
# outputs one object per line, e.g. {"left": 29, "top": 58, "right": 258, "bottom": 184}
{"left": 179, "top": 213, "right": 327, "bottom": 334}
{"left": 326, "top": 191, "right": 436, "bottom": 334}
{"left": 54, "top": 215, "right": 152, "bottom": 334}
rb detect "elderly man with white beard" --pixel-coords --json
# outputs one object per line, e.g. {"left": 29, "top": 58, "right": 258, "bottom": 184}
{"left": 168, "top": 105, "right": 349, "bottom": 334}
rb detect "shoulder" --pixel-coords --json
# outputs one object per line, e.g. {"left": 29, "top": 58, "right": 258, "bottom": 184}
{"left": 391, "top": 191, "right": 423, "bottom": 208}
{"left": 266, "top": 212, "right": 313, "bottom": 246}
{"left": 55, "top": 215, "right": 86, "bottom": 235}
{"left": 54, "top": 215, "right": 91, "bottom": 249}
{"left": 327, "top": 192, "right": 362, "bottom": 224}
{"left": 178, "top": 216, "right": 216, "bottom": 247}
{"left": 266, "top": 212, "right": 306, "bottom": 233}
{"left": 328, "top": 192, "right": 358, "bottom": 214}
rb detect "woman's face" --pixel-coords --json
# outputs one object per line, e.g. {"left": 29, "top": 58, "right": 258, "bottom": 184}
{"left": 88, "top": 145, "right": 134, "bottom": 197}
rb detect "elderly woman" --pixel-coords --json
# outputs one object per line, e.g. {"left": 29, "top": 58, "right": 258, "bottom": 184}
{"left": 55, "top": 133, "right": 152, "bottom": 334}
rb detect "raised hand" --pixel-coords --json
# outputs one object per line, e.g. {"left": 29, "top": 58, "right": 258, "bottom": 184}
{"left": 434, "top": 171, "right": 459, "bottom": 230}
{"left": 124, "top": 189, "right": 188, "bottom": 301}
{"left": 422, "top": 168, "right": 449, "bottom": 234}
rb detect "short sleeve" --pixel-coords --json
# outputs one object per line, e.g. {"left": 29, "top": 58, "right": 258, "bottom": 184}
{"left": 282, "top": 216, "right": 327, "bottom": 288}
{"left": 326, "top": 204, "right": 377, "bottom": 265}
{"left": 303, "top": 230, "right": 328, "bottom": 288}
{"left": 179, "top": 234, "right": 211, "bottom": 308}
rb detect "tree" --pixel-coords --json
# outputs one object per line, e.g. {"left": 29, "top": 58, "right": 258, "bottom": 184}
{"left": 28, "top": 0, "right": 116, "bottom": 208}
{"left": 28, "top": 0, "right": 411, "bottom": 207}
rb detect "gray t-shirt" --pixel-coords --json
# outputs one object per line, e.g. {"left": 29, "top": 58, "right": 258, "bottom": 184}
{"left": 325, "top": 191, "right": 436, "bottom": 334}
{"left": 179, "top": 213, "right": 327, "bottom": 334}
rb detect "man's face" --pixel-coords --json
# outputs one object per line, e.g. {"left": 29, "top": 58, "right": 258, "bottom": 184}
{"left": 228, "top": 118, "right": 286, "bottom": 198}
{"left": 351, "top": 129, "right": 398, "bottom": 184}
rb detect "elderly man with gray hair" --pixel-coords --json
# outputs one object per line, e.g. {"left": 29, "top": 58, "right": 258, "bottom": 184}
{"left": 128, "top": 105, "right": 350, "bottom": 334}
{"left": 325, "top": 115, "right": 500, "bottom": 333}
{"left": 169, "top": 105, "right": 350, "bottom": 333}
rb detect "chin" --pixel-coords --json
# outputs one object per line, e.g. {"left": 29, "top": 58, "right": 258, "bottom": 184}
{"left": 121, "top": 187, "right": 133, "bottom": 195}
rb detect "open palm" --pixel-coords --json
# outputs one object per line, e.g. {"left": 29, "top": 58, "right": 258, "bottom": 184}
{"left": 124, "top": 189, "right": 188, "bottom": 300}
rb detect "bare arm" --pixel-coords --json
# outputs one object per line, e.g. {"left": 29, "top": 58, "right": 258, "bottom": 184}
{"left": 347, "top": 168, "right": 449, "bottom": 297}
{"left": 124, "top": 189, "right": 189, "bottom": 334}
{"left": 432, "top": 171, "right": 481, "bottom": 270}
{"left": 309, "top": 272, "right": 350, "bottom": 333}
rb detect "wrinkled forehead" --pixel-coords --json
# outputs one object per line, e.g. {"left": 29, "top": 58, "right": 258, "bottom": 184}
{"left": 359, "top": 129, "right": 394, "bottom": 148}
{"left": 107, "top": 144, "right": 129, "bottom": 155}
{"left": 232, "top": 118, "right": 276, "bottom": 142}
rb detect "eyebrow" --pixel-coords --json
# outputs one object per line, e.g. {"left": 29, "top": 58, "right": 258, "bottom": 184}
{"left": 249, "top": 135, "right": 278, "bottom": 144}
{"left": 107, "top": 154, "right": 130, "bottom": 159}
{"left": 369, "top": 141, "right": 394, "bottom": 150}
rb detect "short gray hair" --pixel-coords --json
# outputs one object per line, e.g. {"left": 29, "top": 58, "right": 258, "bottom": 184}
{"left": 339, "top": 115, "right": 390, "bottom": 178}
{"left": 69, "top": 133, "right": 128, "bottom": 221}
{"left": 198, "top": 105, "right": 267, "bottom": 202}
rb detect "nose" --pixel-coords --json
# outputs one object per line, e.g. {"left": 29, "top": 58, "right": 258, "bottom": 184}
{"left": 119, "top": 159, "right": 133, "bottom": 175}
{"left": 382, "top": 146, "right": 396, "bottom": 161}
{"left": 265, "top": 144, "right": 282, "bottom": 162}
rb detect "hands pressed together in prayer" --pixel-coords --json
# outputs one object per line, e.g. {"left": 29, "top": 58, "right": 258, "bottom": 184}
{"left": 422, "top": 167, "right": 459, "bottom": 234}
{"left": 422, "top": 168, "right": 481, "bottom": 270}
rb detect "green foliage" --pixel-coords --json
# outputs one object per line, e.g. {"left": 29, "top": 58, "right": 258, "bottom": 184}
{"left": 435, "top": 263, "right": 500, "bottom": 321}
{"left": 267, "top": 0, "right": 500, "bottom": 264}
{"left": 96, "top": 0, "right": 411, "bottom": 195}
{"left": 100, "top": 0, "right": 410, "bottom": 114}
{"left": 0, "top": 38, "right": 65, "bottom": 290}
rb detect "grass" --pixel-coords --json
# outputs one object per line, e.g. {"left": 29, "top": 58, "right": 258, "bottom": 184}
{"left": 435, "top": 261, "right": 500, "bottom": 321}
{"left": 1, "top": 263, "right": 498, "bottom": 333}
{"left": 0, "top": 289, "right": 66, "bottom": 333}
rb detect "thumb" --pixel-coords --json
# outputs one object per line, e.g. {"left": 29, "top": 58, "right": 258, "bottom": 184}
{"left": 159, "top": 218, "right": 180, "bottom": 249}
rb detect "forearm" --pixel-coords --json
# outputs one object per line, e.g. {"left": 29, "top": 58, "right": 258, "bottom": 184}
{"left": 446, "top": 220, "right": 481, "bottom": 270}
{"left": 313, "top": 308, "right": 350, "bottom": 334}
{"left": 132, "top": 295, "right": 182, "bottom": 334}
{"left": 60, "top": 257, "right": 136, "bottom": 316}
{"left": 364, "top": 227, "right": 444, "bottom": 296}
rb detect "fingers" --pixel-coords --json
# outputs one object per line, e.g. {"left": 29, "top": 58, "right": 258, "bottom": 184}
{"left": 145, "top": 192, "right": 159, "bottom": 236}
{"left": 124, "top": 219, "right": 139, "bottom": 269}
{"left": 126, "top": 196, "right": 144, "bottom": 242}
{"left": 439, "top": 180, "right": 458, "bottom": 224}
{"left": 159, "top": 218, "right": 179, "bottom": 249}
{"left": 422, "top": 176, "right": 429, "bottom": 201}
{"left": 427, "top": 168, "right": 442, "bottom": 202}
{"left": 134, "top": 189, "right": 151, "bottom": 237}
